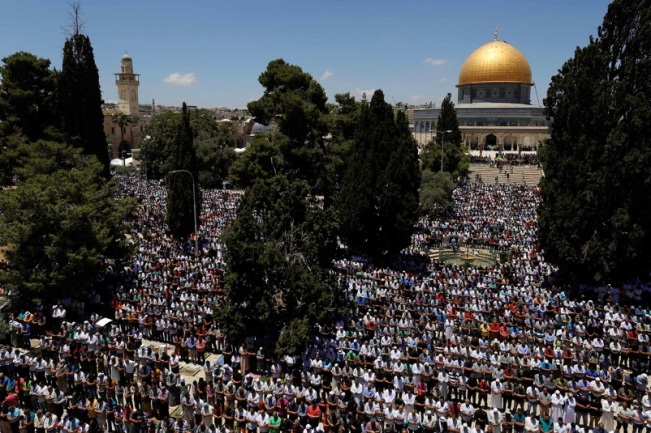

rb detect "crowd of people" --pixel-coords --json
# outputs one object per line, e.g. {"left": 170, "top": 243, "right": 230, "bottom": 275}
{"left": 1, "top": 170, "right": 651, "bottom": 433}
{"left": 468, "top": 155, "right": 539, "bottom": 168}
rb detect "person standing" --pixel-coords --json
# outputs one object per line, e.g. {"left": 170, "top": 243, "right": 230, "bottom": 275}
{"left": 540, "top": 413, "right": 554, "bottom": 433}
{"left": 539, "top": 388, "right": 552, "bottom": 418}
{"left": 524, "top": 413, "right": 539, "bottom": 433}
{"left": 575, "top": 393, "right": 590, "bottom": 428}
{"left": 478, "top": 378, "right": 489, "bottom": 409}
{"left": 492, "top": 379, "right": 504, "bottom": 410}
{"left": 489, "top": 408, "right": 503, "bottom": 433}
{"left": 600, "top": 396, "right": 615, "bottom": 432}
{"left": 239, "top": 345, "right": 249, "bottom": 375}
{"left": 563, "top": 392, "right": 576, "bottom": 425}
{"left": 513, "top": 408, "right": 526, "bottom": 433}
{"left": 615, "top": 401, "right": 630, "bottom": 433}
{"left": 551, "top": 391, "right": 565, "bottom": 422}
{"left": 631, "top": 404, "right": 645, "bottom": 433}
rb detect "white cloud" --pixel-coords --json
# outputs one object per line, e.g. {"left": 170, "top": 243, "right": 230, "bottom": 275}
{"left": 319, "top": 69, "right": 333, "bottom": 81}
{"left": 439, "top": 77, "right": 448, "bottom": 83}
{"left": 424, "top": 57, "right": 448, "bottom": 66}
{"left": 163, "top": 72, "right": 197, "bottom": 86}
{"left": 410, "top": 95, "right": 425, "bottom": 101}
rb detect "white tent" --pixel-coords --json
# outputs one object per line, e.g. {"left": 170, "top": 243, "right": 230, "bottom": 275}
{"left": 95, "top": 318, "right": 113, "bottom": 328}
{"left": 110, "top": 157, "right": 134, "bottom": 167}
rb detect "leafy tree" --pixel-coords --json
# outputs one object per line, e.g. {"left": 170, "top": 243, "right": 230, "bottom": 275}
{"left": 141, "top": 111, "right": 178, "bottom": 179}
{"left": 538, "top": 0, "right": 651, "bottom": 282}
{"left": 220, "top": 175, "right": 344, "bottom": 356}
{"left": 0, "top": 52, "right": 59, "bottom": 142}
{"left": 195, "top": 128, "right": 236, "bottom": 188}
{"left": 420, "top": 170, "right": 455, "bottom": 216}
{"left": 166, "top": 103, "right": 201, "bottom": 242}
{"left": 228, "top": 133, "right": 292, "bottom": 188}
{"left": 246, "top": 59, "right": 331, "bottom": 200}
{"left": 142, "top": 109, "right": 234, "bottom": 186}
{"left": 0, "top": 135, "right": 23, "bottom": 186}
{"left": 58, "top": 7, "right": 109, "bottom": 178}
{"left": 338, "top": 90, "right": 420, "bottom": 263}
{"left": 421, "top": 93, "right": 468, "bottom": 178}
{"left": 327, "top": 93, "right": 360, "bottom": 193}
{"left": 111, "top": 112, "right": 133, "bottom": 157}
{"left": 0, "top": 141, "right": 131, "bottom": 308}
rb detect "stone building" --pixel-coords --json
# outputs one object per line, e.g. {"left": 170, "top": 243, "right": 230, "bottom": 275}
{"left": 104, "top": 54, "right": 149, "bottom": 160}
{"left": 413, "top": 31, "right": 550, "bottom": 152}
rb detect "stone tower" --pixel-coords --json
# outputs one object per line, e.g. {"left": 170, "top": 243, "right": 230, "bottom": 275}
{"left": 115, "top": 53, "right": 140, "bottom": 116}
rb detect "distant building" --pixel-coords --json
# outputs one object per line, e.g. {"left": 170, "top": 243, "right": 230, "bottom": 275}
{"left": 103, "top": 54, "right": 150, "bottom": 159}
{"left": 115, "top": 54, "right": 140, "bottom": 116}
{"left": 413, "top": 31, "right": 550, "bottom": 152}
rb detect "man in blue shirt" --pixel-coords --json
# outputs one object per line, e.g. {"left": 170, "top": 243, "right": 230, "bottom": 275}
{"left": 7, "top": 406, "right": 21, "bottom": 433}
{"left": 187, "top": 336, "right": 197, "bottom": 364}
{"left": 513, "top": 407, "right": 526, "bottom": 433}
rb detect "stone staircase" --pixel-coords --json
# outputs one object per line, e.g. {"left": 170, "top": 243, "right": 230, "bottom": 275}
{"left": 469, "top": 164, "right": 543, "bottom": 185}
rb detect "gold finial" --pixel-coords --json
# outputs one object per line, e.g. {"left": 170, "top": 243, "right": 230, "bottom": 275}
{"left": 494, "top": 25, "right": 499, "bottom": 41}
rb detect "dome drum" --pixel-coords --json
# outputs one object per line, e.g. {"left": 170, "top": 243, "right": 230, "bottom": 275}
{"left": 457, "top": 82, "right": 531, "bottom": 105}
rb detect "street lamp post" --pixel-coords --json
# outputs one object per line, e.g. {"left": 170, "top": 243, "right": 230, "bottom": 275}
{"left": 439, "top": 129, "right": 453, "bottom": 173}
{"left": 168, "top": 170, "right": 199, "bottom": 256}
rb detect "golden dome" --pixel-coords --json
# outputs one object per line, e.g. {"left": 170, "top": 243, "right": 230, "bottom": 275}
{"left": 457, "top": 40, "right": 532, "bottom": 86}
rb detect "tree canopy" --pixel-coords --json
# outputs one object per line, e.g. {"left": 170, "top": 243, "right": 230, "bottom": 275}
{"left": 220, "top": 175, "right": 344, "bottom": 356}
{"left": 166, "top": 103, "right": 201, "bottom": 242}
{"left": 244, "top": 59, "right": 331, "bottom": 200}
{"left": 141, "top": 109, "right": 235, "bottom": 187}
{"left": 0, "top": 52, "right": 59, "bottom": 143}
{"left": 337, "top": 90, "right": 420, "bottom": 263}
{"left": 0, "top": 141, "right": 131, "bottom": 308}
{"left": 420, "top": 170, "right": 455, "bottom": 216}
{"left": 58, "top": 30, "right": 109, "bottom": 178}
{"left": 538, "top": 0, "right": 651, "bottom": 283}
{"left": 421, "top": 93, "right": 468, "bottom": 179}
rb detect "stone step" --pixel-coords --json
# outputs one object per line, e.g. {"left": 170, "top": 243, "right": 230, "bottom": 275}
{"left": 469, "top": 164, "right": 543, "bottom": 185}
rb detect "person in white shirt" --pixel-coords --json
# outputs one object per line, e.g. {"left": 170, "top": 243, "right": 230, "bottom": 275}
{"left": 422, "top": 411, "right": 438, "bottom": 431}
{"left": 554, "top": 418, "right": 569, "bottom": 433}
{"left": 551, "top": 390, "right": 565, "bottom": 422}
{"left": 256, "top": 408, "right": 270, "bottom": 433}
{"left": 490, "top": 408, "right": 503, "bottom": 433}
{"left": 43, "top": 412, "right": 58, "bottom": 433}
{"left": 601, "top": 396, "right": 616, "bottom": 432}
{"left": 460, "top": 398, "right": 475, "bottom": 424}
{"left": 525, "top": 414, "right": 539, "bottom": 433}
{"left": 447, "top": 414, "right": 461, "bottom": 433}
{"left": 491, "top": 378, "right": 504, "bottom": 409}
{"left": 393, "top": 404, "right": 407, "bottom": 430}
{"left": 407, "top": 409, "right": 421, "bottom": 431}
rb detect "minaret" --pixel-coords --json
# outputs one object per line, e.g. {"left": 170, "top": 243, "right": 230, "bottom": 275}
{"left": 115, "top": 53, "right": 140, "bottom": 116}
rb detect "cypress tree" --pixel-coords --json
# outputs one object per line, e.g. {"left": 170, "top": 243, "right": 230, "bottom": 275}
{"left": 59, "top": 29, "right": 110, "bottom": 178}
{"left": 538, "top": 0, "right": 651, "bottom": 282}
{"left": 338, "top": 90, "right": 420, "bottom": 263}
{"left": 421, "top": 93, "right": 467, "bottom": 177}
{"left": 166, "top": 103, "right": 201, "bottom": 243}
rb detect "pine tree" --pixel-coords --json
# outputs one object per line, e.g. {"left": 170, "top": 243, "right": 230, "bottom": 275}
{"left": 245, "top": 59, "right": 331, "bottom": 202}
{"left": 166, "top": 103, "right": 201, "bottom": 243}
{"left": 58, "top": 7, "right": 109, "bottom": 178}
{"left": 538, "top": 0, "right": 651, "bottom": 282}
{"left": 0, "top": 52, "right": 59, "bottom": 142}
{"left": 338, "top": 90, "right": 420, "bottom": 263}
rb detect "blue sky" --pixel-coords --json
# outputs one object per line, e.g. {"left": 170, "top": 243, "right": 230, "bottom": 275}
{"left": 1, "top": 0, "right": 611, "bottom": 109}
